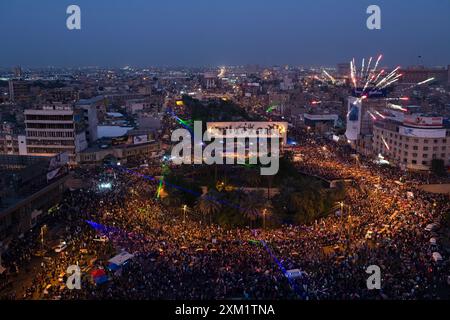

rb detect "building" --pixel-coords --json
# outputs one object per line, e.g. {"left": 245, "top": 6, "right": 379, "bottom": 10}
{"left": 0, "top": 155, "right": 69, "bottom": 240}
{"left": 0, "top": 133, "right": 27, "bottom": 155}
{"left": 373, "top": 113, "right": 450, "bottom": 171}
{"left": 75, "top": 96, "right": 102, "bottom": 143}
{"left": 24, "top": 104, "right": 88, "bottom": 163}
{"left": 337, "top": 63, "right": 351, "bottom": 77}
{"left": 126, "top": 98, "right": 151, "bottom": 114}
{"left": 203, "top": 72, "right": 218, "bottom": 89}
{"left": 77, "top": 139, "right": 161, "bottom": 166}
{"left": 8, "top": 80, "right": 30, "bottom": 103}
{"left": 345, "top": 94, "right": 390, "bottom": 156}
{"left": 304, "top": 113, "right": 339, "bottom": 133}
{"left": 399, "top": 66, "right": 448, "bottom": 85}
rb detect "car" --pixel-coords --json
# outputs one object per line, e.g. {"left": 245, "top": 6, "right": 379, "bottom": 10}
{"left": 54, "top": 242, "right": 67, "bottom": 253}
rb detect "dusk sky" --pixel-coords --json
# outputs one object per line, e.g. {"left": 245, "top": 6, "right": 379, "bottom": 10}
{"left": 1, "top": 0, "right": 449, "bottom": 68}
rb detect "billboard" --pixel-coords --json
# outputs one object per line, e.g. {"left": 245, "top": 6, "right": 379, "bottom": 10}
{"left": 345, "top": 97, "right": 362, "bottom": 141}
{"left": 206, "top": 122, "right": 288, "bottom": 144}
{"left": 399, "top": 126, "right": 446, "bottom": 138}
{"left": 352, "top": 88, "right": 387, "bottom": 98}
{"left": 133, "top": 135, "right": 148, "bottom": 145}
{"left": 403, "top": 115, "right": 443, "bottom": 128}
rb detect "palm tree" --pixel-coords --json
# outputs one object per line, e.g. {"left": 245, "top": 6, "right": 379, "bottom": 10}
{"left": 195, "top": 190, "right": 222, "bottom": 225}
{"left": 240, "top": 190, "right": 265, "bottom": 228}
{"left": 243, "top": 168, "right": 261, "bottom": 187}
{"left": 262, "top": 200, "right": 274, "bottom": 229}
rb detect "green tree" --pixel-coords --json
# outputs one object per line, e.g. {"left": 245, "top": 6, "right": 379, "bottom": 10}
{"left": 431, "top": 159, "right": 447, "bottom": 177}
{"left": 240, "top": 190, "right": 265, "bottom": 228}
{"left": 195, "top": 190, "right": 222, "bottom": 224}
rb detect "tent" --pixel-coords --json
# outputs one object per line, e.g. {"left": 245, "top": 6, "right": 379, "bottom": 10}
{"left": 108, "top": 251, "right": 134, "bottom": 267}
{"left": 286, "top": 269, "right": 306, "bottom": 279}
{"left": 91, "top": 269, "right": 106, "bottom": 278}
{"left": 107, "top": 263, "right": 121, "bottom": 271}
{"left": 94, "top": 275, "right": 109, "bottom": 285}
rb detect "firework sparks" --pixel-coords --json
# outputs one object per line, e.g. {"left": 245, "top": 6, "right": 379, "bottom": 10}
{"left": 322, "top": 70, "right": 336, "bottom": 84}
{"left": 381, "top": 136, "right": 390, "bottom": 150}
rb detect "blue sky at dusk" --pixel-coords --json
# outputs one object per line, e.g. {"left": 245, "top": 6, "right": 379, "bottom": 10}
{"left": 1, "top": 0, "right": 449, "bottom": 67}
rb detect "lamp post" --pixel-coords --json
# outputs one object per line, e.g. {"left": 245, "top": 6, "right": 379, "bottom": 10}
{"left": 40, "top": 225, "right": 47, "bottom": 251}
{"left": 182, "top": 205, "right": 187, "bottom": 224}
{"left": 262, "top": 209, "right": 267, "bottom": 230}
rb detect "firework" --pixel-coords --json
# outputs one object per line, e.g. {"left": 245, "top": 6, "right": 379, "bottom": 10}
{"left": 367, "top": 111, "right": 377, "bottom": 120}
{"left": 322, "top": 70, "right": 336, "bottom": 84}
{"left": 349, "top": 55, "right": 403, "bottom": 97}
{"left": 381, "top": 136, "right": 390, "bottom": 150}
{"left": 374, "top": 111, "right": 386, "bottom": 119}
{"left": 387, "top": 103, "right": 408, "bottom": 112}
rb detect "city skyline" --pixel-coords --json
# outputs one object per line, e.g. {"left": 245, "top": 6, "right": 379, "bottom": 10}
{"left": 1, "top": 0, "right": 450, "bottom": 68}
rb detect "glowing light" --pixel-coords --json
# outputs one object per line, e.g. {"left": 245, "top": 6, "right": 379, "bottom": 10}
{"left": 99, "top": 182, "right": 112, "bottom": 190}
{"left": 381, "top": 136, "right": 390, "bottom": 150}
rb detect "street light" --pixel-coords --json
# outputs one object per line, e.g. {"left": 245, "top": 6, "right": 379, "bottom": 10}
{"left": 262, "top": 209, "right": 267, "bottom": 230}
{"left": 182, "top": 205, "right": 187, "bottom": 223}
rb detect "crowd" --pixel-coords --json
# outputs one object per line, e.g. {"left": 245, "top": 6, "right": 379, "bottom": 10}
{"left": 0, "top": 135, "right": 449, "bottom": 300}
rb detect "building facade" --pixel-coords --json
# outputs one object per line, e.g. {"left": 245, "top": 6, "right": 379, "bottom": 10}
{"left": 24, "top": 105, "right": 88, "bottom": 163}
{"left": 373, "top": 114, "right": 450, "bottom": 171}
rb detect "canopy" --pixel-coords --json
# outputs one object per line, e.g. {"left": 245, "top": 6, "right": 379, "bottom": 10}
{"left": 94, "top": 275, "right": 109, "bottom": 285}
{"left": 108, "top": 251, "right": 134, "bottom": 266}
{"left": 107, "top": 263, "right": 121, "bottom": 271}
{"left": 286, "top": 269, "right": 306, "bottom": 279}
{"left": 91, "top": 269, "right": 106, "bottom": 278}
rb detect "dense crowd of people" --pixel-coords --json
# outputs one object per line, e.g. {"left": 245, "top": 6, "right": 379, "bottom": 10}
{"left": 1, "top": 134, "right": 449, "bottom": 300}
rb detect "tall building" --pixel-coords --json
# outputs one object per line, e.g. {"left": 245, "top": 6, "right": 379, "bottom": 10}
{"left": 13, "top": 66, "right": 23, "bottom": 78}
{"left": 0, "top": 154, "right": 69, "bottom": 239}
{"left": 345, "top": 94, "right": 390, "bottom": 156}
{"left": 24, "top": 104, "right": 88, "bottom": 163}
{"left": 203, "top": 72, "right": 218, "bottom": 89}
{"left": 75, "top": 96, "right": 102, "bottom": 144}
{"left": 8, "top": 80, "right": 30, "bottom": 103}
{"left": 399, "top": 66, "right": 448, "bottom": 84}
{"left": 373, "top": 113, "right": 450, "bottom": 171}
{"left": 337, "top": 63, "right": 351, "bottom": 77}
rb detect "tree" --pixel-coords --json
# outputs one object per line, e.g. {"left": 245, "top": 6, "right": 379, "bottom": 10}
{"left": 431, "top": 159, "right": 447, "bottom": 177}
{"left": 240, "top": 190, "right": 265, "bottom": 228}
{"left": 195, "top": 190, "right": 222, "bottom": 224}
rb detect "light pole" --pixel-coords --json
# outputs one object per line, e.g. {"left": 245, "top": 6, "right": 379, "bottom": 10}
{"left": 338, "top": 201, "right": 344, "bottom": 237}
{"left": 262, "top": 209, "right": 267, "bottom": 230}
{"left": 40, "top": 225, "right": 47, "bottom": 251}
{"left": 182, "top": 205, "right": 187, "bottom": 224}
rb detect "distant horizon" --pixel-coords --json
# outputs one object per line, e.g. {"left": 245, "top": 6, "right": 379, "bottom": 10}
{"left": 1, "top": 61, "right": 449, "bottom": 72}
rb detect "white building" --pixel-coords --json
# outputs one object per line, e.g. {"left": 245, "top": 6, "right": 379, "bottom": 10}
{"left": 24, "top": 105, "right": 88, "bottom": 163}
{"left": 373, "top": 114, "right": 450, "bottom": 171}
